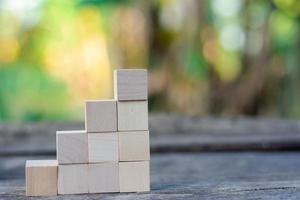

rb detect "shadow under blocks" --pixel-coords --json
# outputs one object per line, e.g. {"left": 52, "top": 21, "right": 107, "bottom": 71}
{"left": 25, "top": 69, "right": 150, "bottom": 196}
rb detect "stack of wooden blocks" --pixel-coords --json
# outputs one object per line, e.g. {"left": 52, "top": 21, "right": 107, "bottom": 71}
{"left": 25, "top": 69, "right": 150, "bottom": 196}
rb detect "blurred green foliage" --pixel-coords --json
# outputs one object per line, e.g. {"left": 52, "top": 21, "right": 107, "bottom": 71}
{"left": 0, "top": 0, "right": 300, "bottom": 121}
{"left": 0, "top": 63, "right": 70, "bottom": 121}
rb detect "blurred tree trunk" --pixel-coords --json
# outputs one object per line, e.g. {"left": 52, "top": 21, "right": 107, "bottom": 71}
{"left": 280, "top": 28, "right": 300, "bottom": 118}
{"left": 209, "top": 1, "right": 272, "bottom": 116}
{"left": 148, "top": 0, "right": 208, "bottom": 115}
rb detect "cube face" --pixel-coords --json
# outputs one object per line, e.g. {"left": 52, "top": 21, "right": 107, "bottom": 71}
{"left": 58, "top": 164, "right": 89, "bottom": 195}
{"left": 119, "top": 131, "right": 150, "bottom": 161}
{"left": 119, "top": 161, "right": 150, "bottom": 192}
{"left": 26, "top": 160, "right": 58, "bottom": 196}
{"left": 88, "top": 163, "right": 119, "bottom": 193}
{"left": 114, "top": 69, "right": 147, "bottom": 101}
{"left": 85, "top": 100, "right": 117, "bottom": 133}
{"left": 56, "top": 130, "right": 88, "bottom": 164}
{"left": 88, "top": 132, "right": 119, "bottom": 163}
{"left": 117, "top": 101, "right": 148, "bottom": 131}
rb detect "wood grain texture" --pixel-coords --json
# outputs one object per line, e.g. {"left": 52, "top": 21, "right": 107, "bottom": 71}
{"left": 58, "top": 164, "right": 88, "bottom": 195}
{"left": 119, "top": 131, "right": 150, "bottom": 161}
{"left": 85, "top": 100, "right": 117, "bottom": 133}
{"left": 88, "top": 132, "right": 119, "bottom": 163}
{"left": 25, "top": 160, "right": 58, "bottom": 196}
{"left": 119, "top": 161, "right": 150, "bottom": 192}
{"left": 5, "top": 115, "right": 300, "bottom": 156}
{"left": 117, "top": 101, "right": 148, "bottom": 131}
{"left": 56, "top": 130, "right": 88, "bottom": 164}
{"left": 88, "top": 162, "right": 119, "bottom": 193}
{"left": 6, "top": 152, "right": 300, "bottom": 199}
{"left": 114, "top": 69, "right": 147, "bottom": 101}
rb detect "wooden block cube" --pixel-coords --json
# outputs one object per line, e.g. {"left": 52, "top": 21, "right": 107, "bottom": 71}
{"left": 58, "top": 164, "right": 89, "bottom": 195}
{"left": 119, "top": 131, "right": 150, "bottom": 161}
{"left": 85, "top": 100, "right": 117, "bottom": 133}
{"left": 88, "top": 163, "right": 119, "bottom": 193}
{"left": 117, "top": 101, "right": 148, "bottom": 131}
{"left": 114, "top": 69, "right": 147, "bottom": 101}
{"left": 56, "top": 130, "right": 88, "bottom": 164}
{"left": 119, "top": 161, "right": 150, "bottom": 192}
{"left": 88, "top": 132, "right": 119, "bottom": 163}
{"left": 26, "top": 160, "right": 58, "bottom": 196}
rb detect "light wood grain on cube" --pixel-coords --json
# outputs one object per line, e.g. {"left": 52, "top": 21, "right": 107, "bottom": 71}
{"left": 26, "top": 160, "right": 58, "bottom": 196}
{"left": 117, "top": 101, "right": 148, "bottom": 131}
{"left": 119, "top": 161, "right": 150, "bottom": 192}
{"left": 114, "top": 69, "right": 147, "bottom": 101}
{"left": 88, "top": 132, "right": 119, "bottom": 163}
{"left": 58, "top": 164, "right": 88, "bottom": 195}
{"left": 88, "top": 163, "right": 119, "bottom": 193}
{"left": 85, "top": 100, "right": 117, "bottom": 133}
{"left": 119, "top": 131, "right": 150, "bottom": 161}
{"left": 56, "top": 130, "right": 88, "bottom": 164}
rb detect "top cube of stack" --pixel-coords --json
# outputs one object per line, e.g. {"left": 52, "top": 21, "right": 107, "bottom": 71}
{"left": 114, "top": 69, "right": 147, "bottom": 101}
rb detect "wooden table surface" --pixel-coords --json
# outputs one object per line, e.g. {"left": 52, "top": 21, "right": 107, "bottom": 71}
{"left": 1, "top": 114, "right": 300, "bottom": 199}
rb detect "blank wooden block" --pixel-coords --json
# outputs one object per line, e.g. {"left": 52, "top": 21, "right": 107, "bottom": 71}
{"left": 119, "top": 161, "right": 150, "bottom": 192}
{"left": 58, "top": 164, "right": 88, "bottom": 195}
{"left": 26, "top": 160, "right": 58, "bottom": 196}
{"left": 117, "top": 101, "right": 148, "bottom": 131}
{"left": 85, "top": 100, "right": 117, "bottom": 133}
{"left": 88, "top": 163, "right": 119, "bottom": 193}
{"left": 114, "top": 69, "right": 147, "bottom": 101}
{"left": 56, "top": 130, "right": 88, "bottom": 164}
{"left": 119, "top": 131, "right": 150, "bottom": 161}
{"left": 88, "top": 132, "right": 119, "bottom": 163}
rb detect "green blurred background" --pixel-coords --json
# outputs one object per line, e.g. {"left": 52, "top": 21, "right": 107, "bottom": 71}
{"left": 0, "top": 0, "right": 299, "bottom": 121}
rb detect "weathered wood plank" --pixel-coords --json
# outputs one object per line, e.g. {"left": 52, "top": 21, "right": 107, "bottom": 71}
{"left": 2, "top": 114, "right": 300, "bottom": 138}
{"left": 1, "top": 114, "right": 300, "bottom": 155}
{"left": 1, "top": 132, "right": 300, "bottom": 156}
{"left": 1, "top": 152, "right": 300, "bottom": 199}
